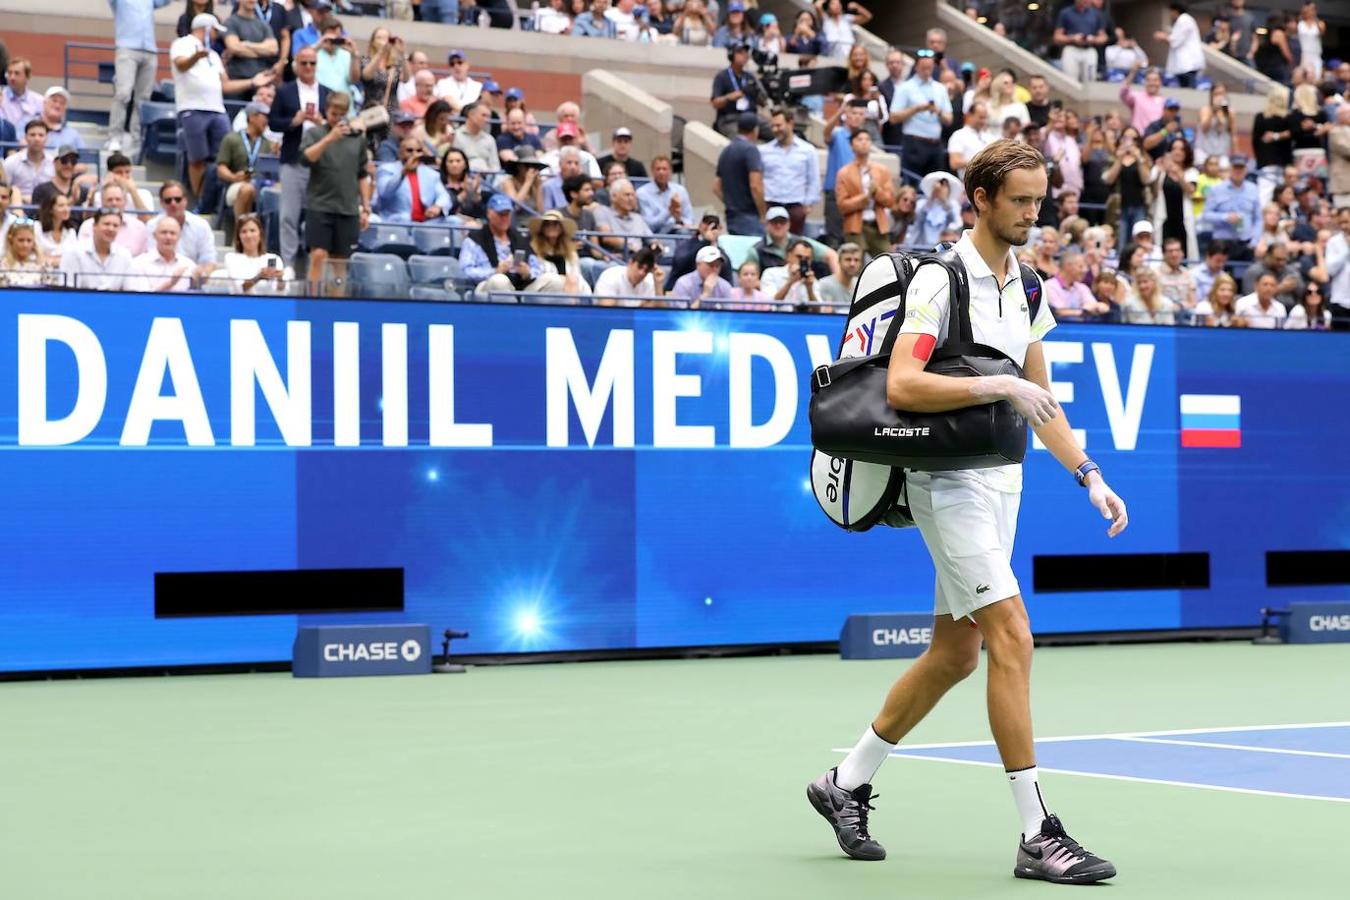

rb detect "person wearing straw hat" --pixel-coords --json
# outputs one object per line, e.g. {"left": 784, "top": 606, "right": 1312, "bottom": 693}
{"left": 462, "top": 193, "right": 566, "bottom": 297}
{"left": 528, "top": 208, "right": 591, "bottom": 297}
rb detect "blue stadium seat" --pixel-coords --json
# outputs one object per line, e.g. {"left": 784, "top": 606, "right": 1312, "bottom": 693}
{"left": 408, "top": 254, "right": 462, "bottom": 286}
{"left": 412, "top": 223, "right": 458, "bottom": 256}
{"left": 409, "top": 285, "right": 462, "bottom": 302}
{"left": 348, "top": 253, "right": 410, "bottom": 298}
{"left": 359, "top": 223, "right": 418, "bottom": 259}
{"left": 138, "top": 101, "right": 178, "bottom": 165}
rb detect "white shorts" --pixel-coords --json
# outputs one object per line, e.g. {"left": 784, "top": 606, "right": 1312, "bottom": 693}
{"left": 905, "top": 470, "right": 1021, "bottom": 621}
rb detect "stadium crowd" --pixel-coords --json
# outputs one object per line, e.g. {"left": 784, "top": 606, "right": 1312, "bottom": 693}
{"left": 0, "top": 0, "right": 1347, "bottom": 329}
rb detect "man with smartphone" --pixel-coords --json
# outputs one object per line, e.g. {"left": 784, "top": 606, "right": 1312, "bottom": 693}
{"left": 270, "top": 45, "right": 330, "bottom": 268}
{"left": 375, "top": 137, "right": 453, "bottom": 223}
{"left": 461, "top": 193, "right": 566, "bottom": 298}
{"left": 888, "top": 49, "right": 952, "bottom": 182}
{"left": 299, "top": 91, "right": 371, "bottom": 292}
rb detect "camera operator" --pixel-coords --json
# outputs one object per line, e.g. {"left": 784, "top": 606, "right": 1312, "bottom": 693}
{"left": 711, "top": 42, "right": 767, "bottom": 138}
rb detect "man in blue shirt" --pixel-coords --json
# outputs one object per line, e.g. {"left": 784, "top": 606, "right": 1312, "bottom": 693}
{"left": 889, "top": 50, "right": 952, "bottom": 183}
{"left": 759, "top": 108, "right": 821, "bottom": 235}
{"left": 822, "top": 99, "right": 868, "bottom": 243}
{"left": 714, "top": 112, "right": 766, "bottom": 237}
{"left": 107, "top": 0, "right": 171, "bottom": 155}
{"left": 375, "top": 135, "right": 453, "bottom": 223}
{"left": 1053, "top": 0, "right": 1108, "bottom": 83}
{"left": 1199, "top": 154, "right": 1260, "bottom": 261}
{"left": 461, "top": 193, "right": 565, "bottom": 297}
{"left": 636, "top": 154, "right": 694, "bottom": 233}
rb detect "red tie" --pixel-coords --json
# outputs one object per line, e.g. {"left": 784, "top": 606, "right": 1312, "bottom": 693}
{"left": 408, "top": 171, "right": 425, "bottom": 222}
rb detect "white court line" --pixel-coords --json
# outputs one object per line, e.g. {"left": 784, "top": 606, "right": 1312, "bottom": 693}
{"left": 826, "top": 720, "right": 1350, "bottom": 754}
{"left": 1120, "top": 736, "right": 1350, "bottom": 761}
{"left": 884, "top": 754, "right": 1350, "bottom": 805}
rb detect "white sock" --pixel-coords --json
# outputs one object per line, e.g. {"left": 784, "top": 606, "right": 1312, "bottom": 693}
{"left": 835, "top": 725, "right": 896, "bottom": 791}
{"left": 1007, "top": 766, "right": 1049, "bottom": 840}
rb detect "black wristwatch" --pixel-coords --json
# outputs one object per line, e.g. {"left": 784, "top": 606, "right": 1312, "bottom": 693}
{"left": 1074, "top": 460, "right": 1101, "bottom": 488}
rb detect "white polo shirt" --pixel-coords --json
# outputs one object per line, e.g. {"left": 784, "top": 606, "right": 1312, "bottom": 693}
{"left": 434, "top": 75, "right": 482, "bottom": 109}
{"left": 170, "top": 34, "right": 226, "bottom": 115}
{"left": 128, "top": 250, "right": 195, "bottom": 292}
{"left": 1234, "top": 293, "right": 1288, "bottom": 329}
{"left": 892, "top": 230, "right": 1057, "bottom": 493}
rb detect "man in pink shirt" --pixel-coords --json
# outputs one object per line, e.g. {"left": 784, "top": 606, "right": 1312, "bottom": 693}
{"left": 1118, "top": 61, "right": 1165, "bottom": 134}
{"left": 1045, "top": 250, "right": 1112, "bottom": 319}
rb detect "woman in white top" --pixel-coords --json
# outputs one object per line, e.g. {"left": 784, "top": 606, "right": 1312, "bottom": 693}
{"left": 988, "top": 72, "right": 1029, "bottom": 128}
{"left": 534, "top": 0, "right": 574, "bottom": 34}
{"left": 1193, "top": 272, "right": 1244, "bottom": 327}
{"left": 1285, "top": 281, "right": 1332, "bottom": 330}
{"left": 1122, "top": 267, "right": 1179, "bottom": 325}
{"left": 35, "top": 194, "right": 78, "bottom": 266}
{"left": 1297, "top": 2, "right": 1325, "bottom": 81}
{"left": 222, "top": 214, "right": 293, "bottom": 295}
{"left": 814, "top": 0, "right": 871, "bottom": 59}
{"left": 1194, "top": 83, "right": 1233, "bottom": 165}
{"left": 0, "top": 220, "right": 53, "bottom": 288}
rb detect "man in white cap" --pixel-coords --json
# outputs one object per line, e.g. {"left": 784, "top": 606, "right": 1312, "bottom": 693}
{"left": 669, "top": 244, "right": 734, "bottom": 305}
{"left": 596, "top": 127, "right": 648, "bottom": 179}
{"left": 171, "top": 12, "right": 275, "bottom": 200}
{"left": 41, "top": 87, "right": 84, "bottom": 150}
{"left": 1131, "top": 218, "right": 1160, "bottom": 261}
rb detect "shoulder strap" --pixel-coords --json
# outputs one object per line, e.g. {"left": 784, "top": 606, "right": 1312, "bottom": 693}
{"left": 1019, "top": 262, "right": 1042, "bottom": 323}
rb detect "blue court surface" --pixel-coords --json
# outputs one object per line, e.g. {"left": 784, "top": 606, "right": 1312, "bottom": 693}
{"left": 884, "top": 722, "right": 1350, "bottom": 803}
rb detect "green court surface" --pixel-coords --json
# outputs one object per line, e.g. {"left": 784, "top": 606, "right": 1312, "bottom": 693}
{"left": 3, "top": 641, "right": 1348, "bottom": 899}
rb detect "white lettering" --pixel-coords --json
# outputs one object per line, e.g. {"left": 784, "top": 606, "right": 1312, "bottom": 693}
{"left": 229, "top": 319, "right": 312, "bottom": 447}
{"left": 804, "top": 334, "right": 835, "bottom": 370}
{"left": 652, "top": 330, "right": 714, "bottom": 447}
{"left": 1032, "top": 341, "right": 1086, "bottom": 450}
{"left": 545, "top": 327, "right": 635, "bottom": 447}
{"left": 429, "top": 324, "right": 493, "bottom": 446}
{"left": 728, "top": 333, "right": 797, "bottom": 448}
{"left": 17, "top": 314, "right": 108, "bottom": 446}
{"left": 1093, "top": 342, "right": 1153, "bottom": 451}
{"left": 120, "top": 318, "right": 214, "bottom": 447}
{"left": 872, "top": 627, "right": 933, "bottom": 645}
{"left": 333, "top": 322, "right": 360, "bottom": 447}
{"left": 874, "top": 426, "right": 931, "bottom": 438}
{"left": 381, "top": 323, "right": 408, "bottom": 447}
{"left": 1309, "top": 615, "right": 1350, "bottom": 632}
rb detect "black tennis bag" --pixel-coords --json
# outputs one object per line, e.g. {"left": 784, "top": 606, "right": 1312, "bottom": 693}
{"left": 808, "top": 248, "right": 1043, "bottom": 530}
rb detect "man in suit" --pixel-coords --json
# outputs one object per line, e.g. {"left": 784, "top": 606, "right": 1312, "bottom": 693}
{"left": 375, "top": 136, "right": 453, "bottom": 223}
{"left": 834, "top": 129, "right": 895, "bottom": 258}
{"left": 268, "top": 45, "right": 330, "bottom": 267}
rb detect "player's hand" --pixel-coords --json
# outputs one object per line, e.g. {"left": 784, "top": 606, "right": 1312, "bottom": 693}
{"left": 1087, "top": 473, "right": 1128, "bottom": 537}
{"left": 999, "top": 375, "right": 1060, "bottom": 427}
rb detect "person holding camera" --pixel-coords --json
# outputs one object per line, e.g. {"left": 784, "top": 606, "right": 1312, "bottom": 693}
{"left": 889, "top": 49, "right": 952, "bottom": 182}
{"left": 314, "top": 20, "right": 360, "bottom": 96}
{"left": 462, "top": 193, "right": 566, "bottom": 298}
{"left": 375, "top": 136, "right": 452, "bottom": 223}
{"left": 710, "top": 42, "right": 764, "bottom": 138}
{"left": 216, "top": 101, "right": 271, "bottom": 223}
{"left": 299, "top": 91, "right": 371, "bottom": 289}
{"left": 760, "top": 238, "right": 822, "bottom": 308}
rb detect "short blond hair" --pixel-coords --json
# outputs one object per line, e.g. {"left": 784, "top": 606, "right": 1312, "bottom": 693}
{"left": 964, "top": 139, "right": 1046, "bottom": 215}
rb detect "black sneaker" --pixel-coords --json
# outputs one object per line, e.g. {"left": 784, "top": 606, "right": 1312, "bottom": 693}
{"left": 1014, "top": 814, "right": 1117, "bottom": 884}
{"left": 806, "top": 768, "right": 886, "bottom": 860}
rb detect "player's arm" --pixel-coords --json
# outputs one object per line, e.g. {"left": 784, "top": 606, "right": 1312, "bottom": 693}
{"left": 886, "top": 331, "right": 1058, "bottom": 421}
{"left": 1023, "top": 341, "right": 1128, "bottom": 537}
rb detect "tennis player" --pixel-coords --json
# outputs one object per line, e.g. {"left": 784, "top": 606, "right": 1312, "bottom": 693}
{"left": 807, "top": 140, "right": 1128, "bottom": 885}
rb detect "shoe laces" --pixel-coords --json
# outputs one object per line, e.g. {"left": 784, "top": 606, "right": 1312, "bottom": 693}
{"left": 1036, "top": 816, "right": 1093, "bottom": 861}
{"left": 842, "top": 786, "right": 879, "bottom": 839}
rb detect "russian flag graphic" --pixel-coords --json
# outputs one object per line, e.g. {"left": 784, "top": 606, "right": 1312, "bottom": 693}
{"left": 1179, "top": 394, "right": 1241, "bottom": 448}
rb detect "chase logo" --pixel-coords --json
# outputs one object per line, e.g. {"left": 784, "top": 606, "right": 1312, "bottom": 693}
{"left": 323, "top": 641, "right": 407, "bottom": 662}
{"left": 399, "top": 639, "right": 422, "bottom": 661}
{"left": 872, "top": 627, "right": 933, "bottom": 646}
{"left": 294, "top": 624, "right": 433, "bottom": 677}
{"left": 1310, "top": 615, "right": 1350, "bottom": 632}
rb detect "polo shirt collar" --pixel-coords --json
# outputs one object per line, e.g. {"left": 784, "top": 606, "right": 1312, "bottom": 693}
{"left": 955, "top": 231, "right": 1017, "bottom": 286}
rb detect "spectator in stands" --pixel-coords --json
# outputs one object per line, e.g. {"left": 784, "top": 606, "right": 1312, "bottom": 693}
{"left": 816, "top": 241, "right": 862, "bottom": 307}
{"left": 1141, "top": 98, "right": 1182, "bottom": 160}
{"left": 224, "top": 0, "right": 280, "bottom": 96}
{"left": 637, "top": 154, "right": 693, "bottom": 233}
{"left": 499, "top": 148, "right": 548, "bottom": 212}
{"left": 814, "top": 0, "right": 870, "bottom": 59}
{"left": 1225, "top": 0, "right": 1257, "bottom": 62}
{"left": 255, "top": 0, "right": 289, "bottom": 76}
{"left": 1043, "top": 106, "right": 1082, "bottom": 197}
{"left": 232, "top": 83, "right": 282, "bottom": 147}
{"left": 300, "top": 92, "right": 370, "bottom": 289}
{"left": 454, "top": 102, "right": 501, "bottom": 174}
{"left": 1122, "top": 266, "right": 1178, "bottom": 323}
{"left": 888, "top": 50, "right": 952, "bottom": 181}
{"left": 288, "top": 0, "right": 334, "bottom": 57}
{"left": 270, "top": 45, "right": 329, "bottom": 269}
{"left": 1152, "top": 3, "right": 1204, "bottom": 88}
{"left": 463, "top": 193, "right": 565, "bottom": 297}
{"left": 1046, "top": 249, "right": 1110, "bottom": 319}
{"left": 419, "top": 0, "right": 462, "bottom": 25}
{"left": 1104, "top": 127, "right": 1151, "bottom": 252}
{"left": 497, "top": 108, "right": 544, "bottom": 157}
{"left": 1194, "top": 271, "right": 1242, "bottom": 326}
{"left": 1253, "top": 87, "right": 1294, "bottom": 201}
{"left": 1053, "top": 0, "right": 1107, "bottom": 84}
{"left": 534, "top": 0, "right": 574, "bottom": 34}
{"left": 835, "top": 129, "right": 893, "bottom": 257}
{"left": 59, "top": 208, "right": 130, "bottom": 289}
{"left": 1241, "top": 243, "right": 1304, "bottom": 311}
{"left": 417, "top": 101, "right": 456, "bottom": 159}
{"left": 1194, "top": 84, "right": 1233, "bottom": 166}
{"left": 665, "top": 213, "right": 731, "bottom": 290}
{"left": 173, "top": 14, "right": 274, "bottom": 200}
{"left": 375, "top": 134, "right": 451, "bottom": 223}
{"left": 1286, "top": 279, "right": 1332, "bottom": 330}
{"left": 401, "top": 71, "right": 436, "bottom": 121}
{"left": 32, "top": 147, "right": 94, "bottom": 225}
{"left": 149, "top": 180, "right": 217, "bottom": 272}
{"left": 1152, "top": 137, "right": 1198, "bottom": 259}
{"left": 178, "top": 0, "right": 215, "bottom": 37}
{"left": 594, "top": 178, "right": 652, "bottom": 253}
{"left": 887, "top": 183, "right": 917, "bottom": 247}
{"left": 542, "top": 123, "right": 601, "bottom": 179}
{"left": 435, "top": 50, "right": 482, "bottom": 115}
{"left": 1023, "top": 76, "right": 1052, "bottom": 129}
{"left": 3, "top": 120, "right": 53, "bottom": 201}
{"left": 671, "top": 244, "right": 734, "bottom": 305}
{"left": 1189, "top": 240, "right": 1227, "bottom": 301}
{"left": 77, "top": 182, "right": 147, "bottom": 255}
{"left": 988, "top": 71, "right": 1028, "bottom": 130}
{"left": 748, "top": 206, "right": 836, "bottom": 271}
{"left": 1331, "top": 106, "right": 1350, "bottom": 211}
{"left": 40, "top": 88, "right": 83, "bottom": 151}
{"left": 376, "top": 110, "right": 414, "bottom": 164}
{"left": 786, "top": 9, "right": 823, "bottom": 57}
{"left": 543, "top": 101, "right": 593, "bottom": 154}
{"left": 1155, "top": 235, "right": 1198, "bottom": 314}
{"left": 215, "top": 101, "right": 270, "bottom": 221}
{"left": 672, "top": 0, "right": 716, "bottom": 47}
{"left": 314, "top": 21, "right": 359, "bottom": 96}
{"left": 128, "top": 216, "right": 196, "bottom": 292}
{"left": 761, "top": 238, "right": 823, "bottom": 307}
{"left": 645, "top": 0, "right": 674, "bottom": 38}
{"left": 440, "top": 147, "right": 485, "bottom": 223}
{"left": 758, "top": 108, "right": 821, "bottom": 235}
{"left": 821, "top": 99, "right": 867, "bottom": 241}
{"left": 359, "top": 29, "right": 403, "bottom": 126}
{"left": 710, "top": 42, "right": 765, "bottom": 138}
{"left": 877, "top": 48, "right": 909, "bottom": 148}
{"left": 713, "top": 3, "right": 752, "bottom": 48}
{"left": 96, "top": 153, "right": 154, "bottom": 218}
{"left": 1119, "top": 63, "right": 1163, "bottom": 134}
{"left": 909, "top": 171, "right": 960, "bottom": 250}
{"left": 596, "top": 128, "right": 648, "bottom": 179}
{"left": 574, "top": 0, "right": 618, "bottom": 39}
{"left": 528, "top": 209, "right": 591, "bottom": 296}
{"left": 848, "top": 70, "right": 889, "bottom": 142}
{"left": 543, "top": 149, "right": 584, "bottom": 211}
{"left": 1253, "top": 14, "right": 1295, "bottom": 86}
{"left": 1293, "top": 83, "right": 1332, "bottom": 153}
{"left": 1200, "top": 153, "right": 1259, "bottom": 260}
{"left": 756, "top": 13, "right": 785, "bottom": 56}
{"left": 0, "top": 220, "right": 51, "bottom": 288}
{"left": 593, "top": 244, "right": 663, "bottom": 305}
{"left": 1235, "top": 270, "right": 1288, "bottom": 328}
{"left": 2, "top": 58, "right": 43, "bottom": 130}
{"left": 729, "top": 260, "right": 768, "bottom": 305}
{"left": 396, "top": 50, "right": 430, "bottom": 104}
{"left": 1105, "top": 33, "right": 1148, "bottom": 74}
{"left": 714, "top": 113, "right": 766, "bottom": 236}
{"left": 224, "top": 213, "right": 291, "bottom": 294}
{"left": 35, "top": 193, "right": 78, "bottom": 264}
{"left": 553, "top": 172, "right": 607, "bottom": 283}
{"left": 107, "top": 1, "right": 171, "bottom": 155}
